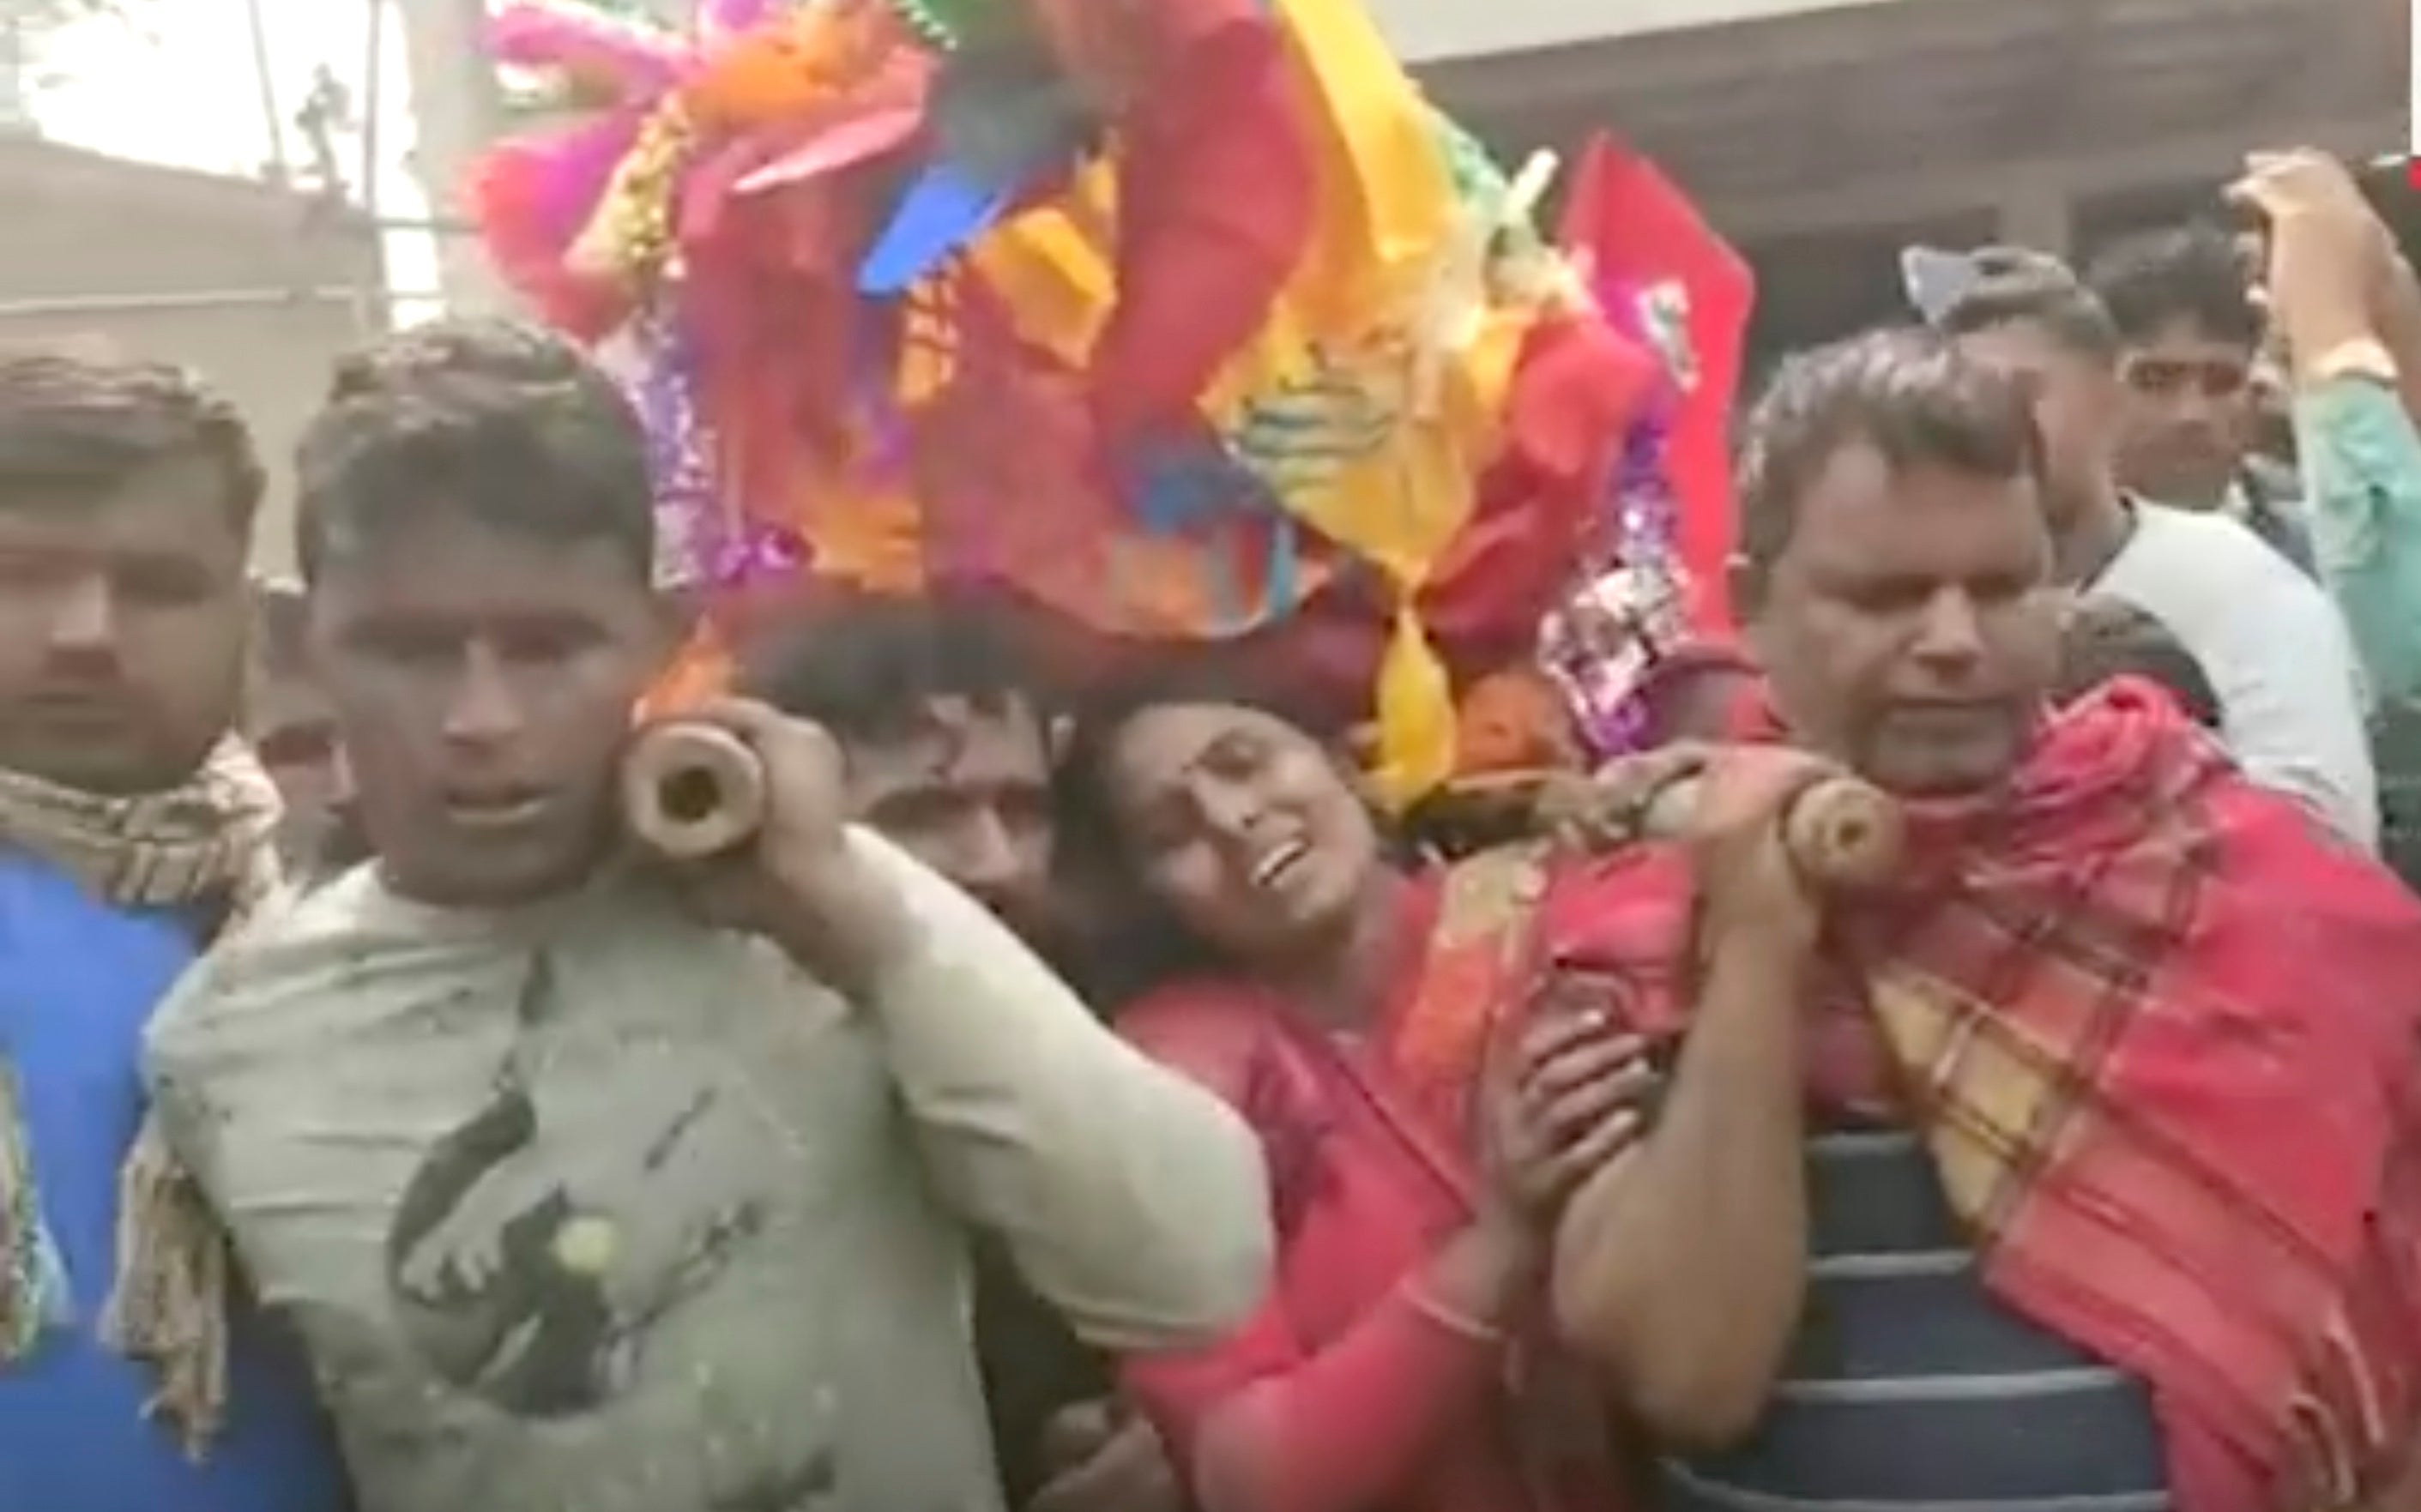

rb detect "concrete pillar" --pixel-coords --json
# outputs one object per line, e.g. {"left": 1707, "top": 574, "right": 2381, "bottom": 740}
{"left": 397, "top": 0, "right": 512, "bottom": 316}
{"left": 1996, "top": 173, "right": 2073, "bottom": 259}
{"left": 0, "top": 16, "right": 32, "bottom": 135}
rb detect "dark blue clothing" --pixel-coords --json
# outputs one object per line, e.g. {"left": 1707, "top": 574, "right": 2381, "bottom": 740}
{"left": 1660, "top": 1125, "right": 2170, "bottom": 1512}
{"left": 0, "top": 852, "right": 349, "bottom": 1511}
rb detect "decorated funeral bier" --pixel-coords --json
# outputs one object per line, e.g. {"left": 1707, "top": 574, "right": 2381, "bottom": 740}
{"left": 469, "top": 0, "right": 1754, "bottom": 805}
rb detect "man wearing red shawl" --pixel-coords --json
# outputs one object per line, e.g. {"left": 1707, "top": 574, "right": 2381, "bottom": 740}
{"left": 1549, "top": 328, "right": 2421, "bottom": 1512}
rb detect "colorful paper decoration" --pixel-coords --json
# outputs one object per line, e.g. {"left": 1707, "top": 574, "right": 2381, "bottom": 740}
{"left": 469, "top": 0, "right": 1721, "bottom": 807}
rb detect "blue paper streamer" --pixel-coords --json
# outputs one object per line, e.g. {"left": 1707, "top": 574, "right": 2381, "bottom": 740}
{"left": 1126, "top": 443, "right": 1275, "bottom": 535}
{"left": 1120, "top": 440, "right": 1302, "bottom": 633}
{"left": 859, "top": 163, "right": 1014, "bottom": 295}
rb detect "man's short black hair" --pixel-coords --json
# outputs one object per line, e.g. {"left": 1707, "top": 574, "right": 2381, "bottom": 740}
{"left": 1935, "top": 246, "right": 2122, "bottom": 361}
{"left": 294, "top": 318, "right": 655, "bottom": 584}
{"left": 0, "top": 341, "right": 264, "bottom": 526}
{"left": 1735, "top": 326, "right": 2045, "bottom": 599}
{"left": 2083, "top": 222, "right": 2262, "bottom": 351}
{"left": 2057, "top": 595, "right": 2223, "bottom": 729}
{"left": 742, "top": 595, "right": 1052, "bottom": 750}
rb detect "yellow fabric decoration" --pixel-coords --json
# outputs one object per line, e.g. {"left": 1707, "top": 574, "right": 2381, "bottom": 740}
{"left": 751, "top": 0, "right": 1555, "bottom": 804}
{"left": 967, "top": 160, "right": 1119, "bottom": 368}
{"left": 566, "top": 101, "right": 692, "bottom": 287}
{"left": 1370, "top": 599, "right": 1458, "bottom": 810}
{"left": 896, "top": 274, "right": 959, "bottom": 407}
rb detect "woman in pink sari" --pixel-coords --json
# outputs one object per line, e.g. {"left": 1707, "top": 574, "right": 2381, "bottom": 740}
{"left": 1060, "top": 679, "right": 1666, "bottom": 1512}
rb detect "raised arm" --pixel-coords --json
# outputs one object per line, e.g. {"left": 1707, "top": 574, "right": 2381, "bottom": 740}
{"left": 2296, "top": 372, "right": 2421, "bottom": 708}
{"left": 1548, "top": 753, "right": 1820, "bottom": 1449}
{"left": 637, "top": 701, "right": 1273, "bottom": 1346}
{"left": 2235, "top": 148, "right": 2421, "bottom": 708}
{"left": 800, "top": 827, "right": 1272, "bottom": 1349}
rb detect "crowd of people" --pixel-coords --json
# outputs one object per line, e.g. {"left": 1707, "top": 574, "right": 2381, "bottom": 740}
{"left": 0, "top": 131, "right": 2416, "bottom": 1512}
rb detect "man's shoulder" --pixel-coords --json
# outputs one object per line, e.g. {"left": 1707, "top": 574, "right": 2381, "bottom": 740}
{"left": 144, "top": 868, "right": 396, "bottom": 1069}
{"left": 2125, "top": 501, "right": 2339, "bottom": 611}
{"left": 147, "top": 867, "right": 849, "bottom": 1080}
{"left": 2132, "top": 498, "right": 2283, "bottom": 561}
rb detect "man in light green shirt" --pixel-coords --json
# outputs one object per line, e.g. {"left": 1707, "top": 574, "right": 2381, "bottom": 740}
{"left": 2232, "top": 150, "right": 2421, "bottom": 888}
{"left": 143, "top": 321, "right": 1273, "bottom": 1512}
{"left": 2298, "top": 371, "right": 2421, "bottom": 697}
{"left": 2233, "top": 149, "right": 2421, "bottom": 706}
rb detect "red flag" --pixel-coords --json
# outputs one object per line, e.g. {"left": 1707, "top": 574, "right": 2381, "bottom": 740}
{"left": 1557, "top": 134, "right": 1754, "bottom": 631}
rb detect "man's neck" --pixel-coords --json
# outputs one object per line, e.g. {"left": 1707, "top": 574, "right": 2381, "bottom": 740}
{"left": 371, "top": 852, "right": 611, "bottom": 919}
{"left": 2055, "top": 486, "right": 2135, "bottom": 588}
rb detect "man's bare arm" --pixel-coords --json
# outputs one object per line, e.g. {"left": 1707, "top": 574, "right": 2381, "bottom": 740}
{"left": 1549, "top": 922, "right": 1812, "bottom": 1449}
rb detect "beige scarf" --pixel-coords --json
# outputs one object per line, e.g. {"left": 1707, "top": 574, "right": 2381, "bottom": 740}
{"left": 0, "top": 737, "right": 283, "bottom": 1456}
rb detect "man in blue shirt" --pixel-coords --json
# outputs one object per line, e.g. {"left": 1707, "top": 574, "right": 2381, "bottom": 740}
{"left": 0, "top": 346, "right": 348, "bottom": 1509}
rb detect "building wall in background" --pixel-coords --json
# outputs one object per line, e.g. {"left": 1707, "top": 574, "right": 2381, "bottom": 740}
{"left": 0, "top": 136, "right": 386, "bottom": 579}
{"left": 1366, "top": 0, "right": 1915, "bottom": 60}
{"left": 1408, "top": 0, "right": 2400, "bottom": 360}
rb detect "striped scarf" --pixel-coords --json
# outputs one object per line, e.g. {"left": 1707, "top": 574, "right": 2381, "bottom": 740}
{"left": 0, "top": 737, "right": 284, "bottom": 1456}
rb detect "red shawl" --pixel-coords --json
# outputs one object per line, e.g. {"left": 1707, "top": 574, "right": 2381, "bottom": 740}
{"left": 1553, "top": 678, "right": 2421, "bottom": 1511}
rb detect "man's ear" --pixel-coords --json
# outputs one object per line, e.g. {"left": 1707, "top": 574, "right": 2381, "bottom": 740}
{"left": 1725, "top": 552, "right": 1764, "bottom": 623}
{"left": 1728, "top": 552, "right": 1779, "bottom": 666}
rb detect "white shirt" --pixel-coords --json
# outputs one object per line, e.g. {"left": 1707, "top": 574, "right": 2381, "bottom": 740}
{"left": 2095, "top": 500, "right": 2378, "bottom": 849}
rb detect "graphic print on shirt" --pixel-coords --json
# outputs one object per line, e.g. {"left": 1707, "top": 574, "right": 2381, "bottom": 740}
{"left": 383, "top": 1041, "right": 775, "bottom": 1420}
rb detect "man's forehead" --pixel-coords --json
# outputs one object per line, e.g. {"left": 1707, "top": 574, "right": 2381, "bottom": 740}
{"left": 0, "top": 452, "right": 245, "bottom": 559}
{"left": 2129, "top": 314, "right": 2252, "bottom": 359}
{"left": 1788, "top": 443, "right": 2042, "bottom": 567}
{"left": 843, "top": 694, "right": 1052, "bottom": 798}
{"left": 310, "top": 527, "right": 648, "bottom": 624}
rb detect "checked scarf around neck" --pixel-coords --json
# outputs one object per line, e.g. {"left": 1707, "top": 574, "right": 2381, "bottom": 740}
{"left": 1558, "top": 679, "right": 2421, "bottom": 1511}
{"left": 0, "top": 736, "right": 284, "bottom": 1456}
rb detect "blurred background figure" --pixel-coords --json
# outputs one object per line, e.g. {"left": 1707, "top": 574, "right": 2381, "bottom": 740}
{"left": 245, "top": 579, "right": 350, "bottom": 872}
{"left": 1935, "top": 246, "right": 2376, "bottom": 846}
{"left": 2056, "top": 593, "right": 2224, "bottom": 731}
{"left": 2086, "top": 223, "right": 2315, "bottom": 573}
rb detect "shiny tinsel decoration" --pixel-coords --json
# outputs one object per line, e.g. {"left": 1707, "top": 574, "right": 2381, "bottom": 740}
{"left": 1536, "top": 274, "right": 1697, "bottom": 763}
{"left": 631, "top": 316, "right": 721, "bottom": 589}
{"left": 1537, "top": 416, "right": 1690, "bottom": 762}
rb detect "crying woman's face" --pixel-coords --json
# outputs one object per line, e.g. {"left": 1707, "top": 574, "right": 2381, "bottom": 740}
{"left": 1099, "top": 701, "right": 1380, "bottom": 969}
